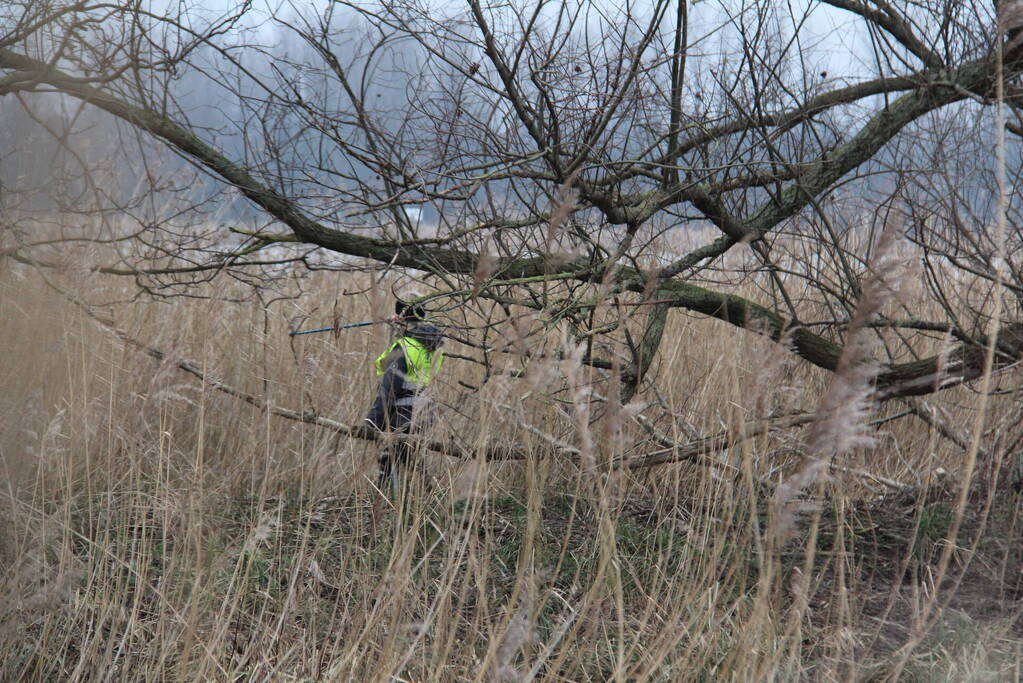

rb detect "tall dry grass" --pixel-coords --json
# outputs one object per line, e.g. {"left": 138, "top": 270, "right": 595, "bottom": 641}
{"left": 1, "top": 235, "right": 1021, "bottom": 681}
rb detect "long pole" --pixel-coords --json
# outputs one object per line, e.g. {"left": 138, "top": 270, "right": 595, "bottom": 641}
{"left": 289, "top": 320, "right": 377, "bottom": 336}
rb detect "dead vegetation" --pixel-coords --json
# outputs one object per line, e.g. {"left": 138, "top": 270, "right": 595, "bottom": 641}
{"left": 1, "top": 255, "right": 1021, "bottom": 681}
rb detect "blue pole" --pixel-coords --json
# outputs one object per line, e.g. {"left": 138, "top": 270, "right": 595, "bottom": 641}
{"left": 289, "top": 320, "right": 377, "bottom": 336}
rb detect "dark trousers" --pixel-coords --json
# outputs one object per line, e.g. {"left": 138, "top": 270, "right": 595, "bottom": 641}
{"left": 377, "top": 429, "right": 417, "bottom": 487}
{"left": 375, "top": 403, "right": 420, "bottom": 488}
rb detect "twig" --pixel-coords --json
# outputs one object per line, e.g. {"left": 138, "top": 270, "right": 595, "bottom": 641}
{"left": 901, "top": 397, "right": 993, "bottom": 459}
{"left": 622, "top": 412, "right": 814, "bottom": 470}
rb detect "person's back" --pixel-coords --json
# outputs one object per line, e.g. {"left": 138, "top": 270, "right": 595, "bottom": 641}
{"left": 365, "top": 323, "right": 444, "bottom": 485}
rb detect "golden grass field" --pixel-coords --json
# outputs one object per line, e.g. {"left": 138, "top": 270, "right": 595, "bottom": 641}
{"left": 1, "top": 244, "right": 1022, "bottom": 681}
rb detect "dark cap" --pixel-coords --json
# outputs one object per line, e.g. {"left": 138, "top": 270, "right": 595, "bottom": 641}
{"left": 395, "top": 295, "right": 427, "bottom": 321}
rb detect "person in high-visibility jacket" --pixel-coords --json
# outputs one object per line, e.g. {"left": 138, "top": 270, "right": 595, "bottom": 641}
{"left": 364, "top": 323, "right": 445, "bottom": 485}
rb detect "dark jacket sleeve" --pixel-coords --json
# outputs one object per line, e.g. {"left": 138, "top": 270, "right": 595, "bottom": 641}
{"left": 365, "top": 352, "right": 408, "bottom": 431}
